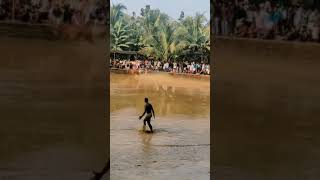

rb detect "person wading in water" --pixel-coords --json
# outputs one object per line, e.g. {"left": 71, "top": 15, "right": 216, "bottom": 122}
{"left": 139, "top": 98, "right": 155, "bottom": 133}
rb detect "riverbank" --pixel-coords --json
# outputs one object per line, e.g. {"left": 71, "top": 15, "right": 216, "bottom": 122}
{"left": 215, "top": 35, "right": 320, "bottom": 47}
{"left": 0, "top": 21, "right": 54, "bottom": 39}
{"left": 110, "top": 68, "right": 210, "bottom": 80}
{"left": 0, "top": 22, "right": 106, "bottom": 40}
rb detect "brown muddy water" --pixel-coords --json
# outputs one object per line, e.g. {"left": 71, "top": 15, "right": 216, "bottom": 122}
{"left": 0, "top": 37, "right": 107, "bottom": 180}
{"left": 110, "top": 73, "right": 210, "bottom": 180}
{"left": 214, "top": 38, "right": 320, "bottom": 180}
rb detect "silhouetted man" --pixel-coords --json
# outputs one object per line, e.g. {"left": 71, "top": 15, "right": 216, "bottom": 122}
{"left": 139, "top": 98, "right": 155, "bottom": 132}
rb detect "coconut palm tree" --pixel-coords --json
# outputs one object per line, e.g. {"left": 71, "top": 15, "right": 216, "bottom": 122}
{"left": 140, "top": 22, "right": 185, "bottom": 62}
{"left": 139, "top": 6, "right": 170, "bottom": 37}
{"left": 178, "top": 13, "right": 210, "bottom": 54}
{"left": 110, "top": 3, "right": 210, "bottom": 62}
{"left": 127, "top": 15, "right": 145, "bottom": 51}
{"left": 110, "top": 3, "right": 127, "bottom": 28}
{"left": 138, "top": 5, "right": 183, "bottom": 61}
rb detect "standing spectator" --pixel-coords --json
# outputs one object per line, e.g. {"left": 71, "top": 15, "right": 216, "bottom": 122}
{"left": 50, "top": 3, "right": 63, "bottom": 25}
{"left": 221, "top": 2, "right": 228, "bottom": 35}
{"left": 0, "top": 1, "right": 6, "bottom": 20}
{"left": 263, "top": 5, "right": 274, "bottom": 38}
{"left": 293, "top": 4, "right": 303, "bottom": 30}
{"left": 234, "top": 3, "right": 247, "bottom": 35}
{"left": 301, "top": 7, "right": 309, "bottom": 29}
{"left": 38, "top": 0, "right": 50, "bottom": 23}
{"left": 21, "top": 3, "right": 32, "bottom": 23}
{"left": 255, "top": 4, "right": 265, "bottom": 38}
{"left": 63, "top": 3, "right": 73, "bottom": 24}
{"left": 157, "top": 60, "right": 161, "bottom": 70}
{"left": 227, "top": 2, "right": 235, "bottom": 35}
{"left": 173, "top": 61, "right": 177, "bottom": 72}
{"left": 308, "top": 8, "right": 320, "bottom": 42}
{"left": 279, "top": 4, "right": 288, "bottom": 36}
{"left": 245, "top": 5, "right": 255, "bottom": 28}
{"left": 72, "top": 10, "right": 82, "bottom": 25}
{"left": 30, "top": 1, "right": 40, "bottom": 23}
{"left": 214, "top": 2, "right": 222, "bottom": 35}
{"left": 264, "top": 0, "right": 272, "bottom": 12}
{"left": 272, "top": 5, "right": 282, "bottom": 36}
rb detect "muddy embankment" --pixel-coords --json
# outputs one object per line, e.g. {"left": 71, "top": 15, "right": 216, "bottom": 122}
{"left": 213, "top": 38, "right": 320, "bottom": 180}
{"left": 0, "top": 37, "right": 108, "bottom": 180}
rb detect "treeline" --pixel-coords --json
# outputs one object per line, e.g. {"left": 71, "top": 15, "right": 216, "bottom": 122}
{"left": 110, "top": 4, "right": 210, "bottom": 62}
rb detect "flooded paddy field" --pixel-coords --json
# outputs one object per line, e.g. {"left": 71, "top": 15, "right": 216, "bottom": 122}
{"left": 110, "top": 73, "right": 210, "bottom": 180}
{"left": 214, "top": 38, "right": 320, "bottom": 180}
{"left": 0, "top": 37, "right": 107, "bottom": 180}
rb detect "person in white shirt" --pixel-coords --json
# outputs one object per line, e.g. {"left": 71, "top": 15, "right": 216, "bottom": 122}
{"left": 206, "top": 64, "right": 210, "bottom": 75}
{"left": 307, "top": 9, "right": 319, "bottom": 41}
{"left": 163, "top": 62, "right": 169, "bottom": 71}
{"left": 264, "top": 0, "right": 271, "bottom": 12}
{"left": 153, "top": 61, "right": 157, "bottom": 70}
{"left": 191, "top": 62, "right": 196, "bottom": 73}
{"left": 39, "top": 0, "right": 50, "bottom": 22}
{"left": 49, "top": 3, "right": 63, "bottom": 25}
{"left": 294, "top": 5, "right": 303, "bottom": 30}
{"left": 255, "top": 5, "right": 266, "bottom": 38}
{"left": 263, "top": 7, "right": 273, "bottom": 32}
{"left": 246, "top": 5, "right": 254, "bottom": 24}
{"left": 173, "top": 62, "right": 177, "bottom": 72}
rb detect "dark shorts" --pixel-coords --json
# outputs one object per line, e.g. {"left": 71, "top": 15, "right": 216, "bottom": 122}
{"left": 144, "top": 113, "right": 152, "bottom": 121}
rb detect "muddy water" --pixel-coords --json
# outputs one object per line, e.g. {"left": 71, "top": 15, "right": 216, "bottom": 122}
{"left": 0, "top": 37, "right": 107, "bottom": 180}
{"left": 214, "top": 39, "right": 320, "bottom": 180}
{"left": 110, "top": 73, "right": 210, "bottom": 180}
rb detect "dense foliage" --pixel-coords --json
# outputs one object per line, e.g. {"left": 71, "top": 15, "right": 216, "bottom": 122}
{"left": 110, "top": 4, "right": 210, "bottom": 62}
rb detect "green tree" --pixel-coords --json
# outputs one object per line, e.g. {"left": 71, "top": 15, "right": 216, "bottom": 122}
{"left": 110, "top": 3, "right": 127, "bottom": 29}
{"left": 110, "top": 3, "right": 210, "bottom": 62}
{"left": 178, "top": 13, "right": 210, "bottom": 54}
{"left": 127, "top": 14, "right": 144, "bottom": 51}
{"left": 111, "top": 20, "right": 133, "bottom": 59}
{"left": 140, "top": 22, "right": 185, "bottom": 62}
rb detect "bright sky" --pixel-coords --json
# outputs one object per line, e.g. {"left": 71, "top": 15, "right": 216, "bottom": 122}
{"left": 111, "top": 0, "right": 210, "bottom": 20}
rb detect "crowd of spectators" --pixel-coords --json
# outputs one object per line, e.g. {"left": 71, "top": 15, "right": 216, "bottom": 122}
{"left": 111, "top": 59, "right": 210, "bottom": 75}
{"left": 0, "top": 0, "right": 106, "bottom": 25}
{"left": 214, "top": 0, "right": 320, "bottom": 42}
